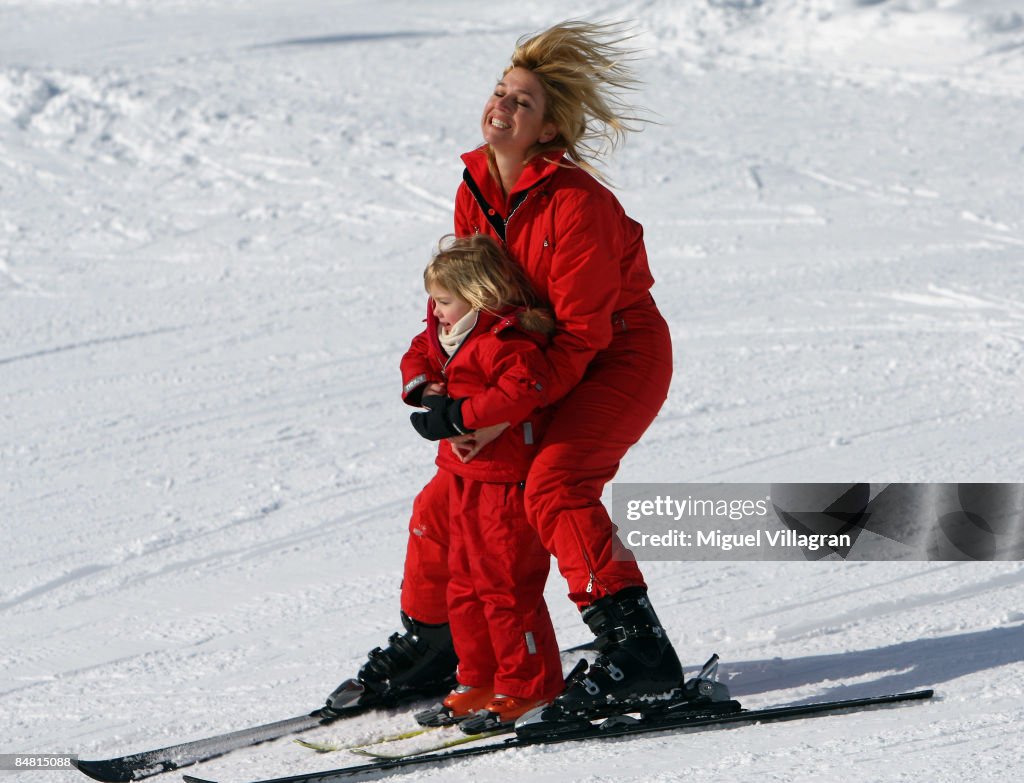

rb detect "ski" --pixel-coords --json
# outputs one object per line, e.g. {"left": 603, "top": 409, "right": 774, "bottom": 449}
{"left": 293, "top": 726, "right": 437, "bottom": 754}
{"left": 349, "top": 727, "right": 505, "bottom": 759}
{"left": 292, "top": 715, "right": 504, "bottom": 758}
{"left": 181, "top": 689, "right": 934, "bottom": 783}
{"left": 72, "top": 641, "right": 600, "bottom": 782}
{"left": 73, "top": 709, "right": 348, "bottom": 783}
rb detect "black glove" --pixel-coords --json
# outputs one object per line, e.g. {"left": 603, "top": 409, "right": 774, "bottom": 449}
{"left": 410, "top": 395, "right": 473, "bottom": 441}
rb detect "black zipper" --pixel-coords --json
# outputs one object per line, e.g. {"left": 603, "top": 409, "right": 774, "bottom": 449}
{"left": 461, "top": 167, "right": 546, "bottom": 245}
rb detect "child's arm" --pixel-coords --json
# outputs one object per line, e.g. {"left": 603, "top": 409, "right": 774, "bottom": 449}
{"left": 459, "top": 343, "right": 549, "bottom": 430}
{"left": 410, "top": 341, "right": 549, "bottom": 441}
{"left": 400, "top": 328, "right": 445, "bottom": 407}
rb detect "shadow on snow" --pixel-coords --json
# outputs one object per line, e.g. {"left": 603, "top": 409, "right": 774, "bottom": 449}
{"left": 723, "top": 623, "right": 1024, "bottom": 704}
{"left": 250, "top": 30, "right": 446, "bottom": 50}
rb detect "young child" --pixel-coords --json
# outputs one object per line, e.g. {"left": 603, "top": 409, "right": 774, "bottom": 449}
{"left": 402, "top": 234, "right": 563, "bottom": 732}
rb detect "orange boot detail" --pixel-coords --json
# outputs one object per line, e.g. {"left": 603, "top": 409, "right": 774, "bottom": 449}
{"left": 459, "top": 694, "right": 549, "bottom": 734}
{"left": 483, "top": 694, "right": 548, "bottom": 723}
{"left": 442, "top": 684, "right": 497, "bottom": 718}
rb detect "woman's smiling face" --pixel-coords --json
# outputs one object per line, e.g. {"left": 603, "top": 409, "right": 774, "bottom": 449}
{"left": 481, "top": 67, "right": 557, "bottom": 159}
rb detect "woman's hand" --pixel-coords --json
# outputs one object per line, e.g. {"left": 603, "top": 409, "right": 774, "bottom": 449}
{"left": 448, "top": 422, "right": 510, "bottom": 463}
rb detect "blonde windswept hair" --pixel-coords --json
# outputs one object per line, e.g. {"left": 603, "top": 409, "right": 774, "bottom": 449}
{"left": 506, "top": 20, "right": 647, "bottom": 179}
{"left": 424, "top": 235, "right": 554, "bottom": 333}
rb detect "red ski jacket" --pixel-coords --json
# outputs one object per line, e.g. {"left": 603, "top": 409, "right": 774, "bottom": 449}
{"left": 454, "top": 147, "right": 656, "bottom": 404}
{"left": 401, "top": 307, "right": 553, "bottom": 483}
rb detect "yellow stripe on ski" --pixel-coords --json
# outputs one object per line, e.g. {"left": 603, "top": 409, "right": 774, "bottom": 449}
{"left": 350, "top": 729, "right": 505, "bottom": 759}
{"left": 293, "top": 726, "right": 437, "bottom": 753}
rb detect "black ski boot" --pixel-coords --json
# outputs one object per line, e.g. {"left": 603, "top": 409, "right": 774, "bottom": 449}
{"left": 322, "top": 612, "right": 457, "bottom": 717}
{"left": 515, "top": 587, "right": 683, "bottom": 730}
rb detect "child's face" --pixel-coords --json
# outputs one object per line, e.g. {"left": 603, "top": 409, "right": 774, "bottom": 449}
{"left": 428, "top": 283, "right": 472, "bottom": 334}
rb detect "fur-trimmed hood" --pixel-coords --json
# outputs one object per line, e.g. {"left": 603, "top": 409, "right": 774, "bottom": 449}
{"left": 516, "top": 306, "right": 556, "bottom": 336}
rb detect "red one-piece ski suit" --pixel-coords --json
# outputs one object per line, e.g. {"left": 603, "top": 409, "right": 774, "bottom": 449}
{"left": 401, "top": 146, "right": 673, "bottom": 624}
{"left": 402, "top": 306, "right": 564, "bottom": 701}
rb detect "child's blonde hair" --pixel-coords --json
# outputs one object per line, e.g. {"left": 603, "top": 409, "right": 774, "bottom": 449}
{"left": 505, "top": 20, "right": 646, "bottom": 178}
{"left": 425, "top": 235, "right": 553, "bottom": 332}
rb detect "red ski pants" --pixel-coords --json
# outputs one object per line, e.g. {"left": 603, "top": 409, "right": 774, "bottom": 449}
{"left": 444, "top": 473, "right": 564, "bottom": 700}
{"left": 401, "top": 297, "right": 673, "bottom": 619}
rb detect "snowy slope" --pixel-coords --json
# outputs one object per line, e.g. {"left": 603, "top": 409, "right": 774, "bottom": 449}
{"left": 2, "top": 1, "right": 1023, "bottom": 782}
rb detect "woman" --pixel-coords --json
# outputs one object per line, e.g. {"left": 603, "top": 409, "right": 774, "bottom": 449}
{"left": 326, "top": 21, "right": 681, "bottom": 727}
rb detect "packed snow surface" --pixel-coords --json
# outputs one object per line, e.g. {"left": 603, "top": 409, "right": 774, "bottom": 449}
{"left": 2, "top": 1, "right": 1023, "bottom": 782}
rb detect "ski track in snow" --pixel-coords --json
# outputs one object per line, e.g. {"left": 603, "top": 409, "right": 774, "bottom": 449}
{"left": 2, "top": 1, "right": 1023, "bottom": 782}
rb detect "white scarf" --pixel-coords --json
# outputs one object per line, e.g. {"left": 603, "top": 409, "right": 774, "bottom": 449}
{"left": 438, "top": 309, "right": 479, "bottom": 357}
